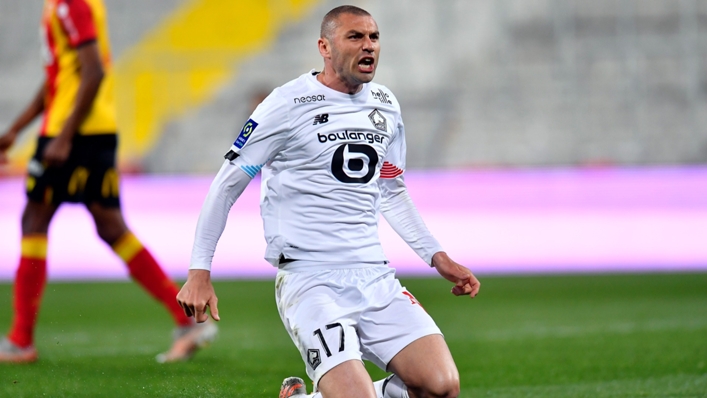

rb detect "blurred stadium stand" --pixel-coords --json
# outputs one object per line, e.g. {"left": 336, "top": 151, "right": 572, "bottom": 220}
{"left": 1, "top": 0, "right": 706, "bottom": 173}
{"left": 2, "top": 1, "right": 706, "bottom": 280}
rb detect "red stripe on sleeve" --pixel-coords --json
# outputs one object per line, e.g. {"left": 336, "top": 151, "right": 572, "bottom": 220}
{"left": 380, "top": 161, "right": 404, "bottom": 179}
{"left": 56, "top": 0, "right": 96, "bottom": 47}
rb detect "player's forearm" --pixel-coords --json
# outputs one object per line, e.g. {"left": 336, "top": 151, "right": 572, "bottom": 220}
{"left": 379, "top": 179, "right": 443, "bottom": 265}
{"left": 190, "top": 161, "right": 252, "bottom": 271}
{"left": 7, "top": 83, "right": 46, "bottom": 136}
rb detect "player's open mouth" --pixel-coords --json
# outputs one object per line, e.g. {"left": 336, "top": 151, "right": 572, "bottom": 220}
{"left": 358, "top": 57, "right": 375, "bottom": 73}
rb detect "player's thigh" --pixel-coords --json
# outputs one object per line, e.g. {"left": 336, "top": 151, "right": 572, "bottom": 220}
{"left": 78, "top": 134, "right": 127, "bottom": 244}
{"left": 25, "top": 136, "right": 73, "bottom": 207}
{"left": 27, "top": 135, "right": 115, "bottom": 206}
{"left": 317, "top": 359, "right": 377, "bottom": 398}
{"left": 357, "top": 277, "right": 442, "bottom": 371}
{"left": 387, "top": 334, "right": 460, "bottom": 397}
{"left": 276, "top": 270, "right": 364, "bottom": 388}
{"left": 82, "top": 134, "right": 121, "bottom": 210}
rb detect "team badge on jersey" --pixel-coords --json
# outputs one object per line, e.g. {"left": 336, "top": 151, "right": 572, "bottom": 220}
{"left": 307, "top": 349, "right": 321, "bottom": 370}
{"left": 368, "top": 109, "right": 387, "bottom": 132}
{"left": 234, "top": 119, "right": 258, "bottom": 148}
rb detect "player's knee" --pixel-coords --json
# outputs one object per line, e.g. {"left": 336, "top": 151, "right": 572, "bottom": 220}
{"left": 89, "top": 204, "right": 128, "bottom": 242}
{"left": 426, "top": 374, "right": 460, "bottom": 398}
{"left": 407, "top": 371, "right": 460, "bottom": 398}
{"left": 95, "top": 223, "right": 124, "bottom": 245}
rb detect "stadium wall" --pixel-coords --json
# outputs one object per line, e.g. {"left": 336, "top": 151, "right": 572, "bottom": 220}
{"left": 1, "top": 168, "right": 706, "bottom": 281}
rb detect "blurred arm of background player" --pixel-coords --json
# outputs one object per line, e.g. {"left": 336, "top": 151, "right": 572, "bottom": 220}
{"left": 0, "top": 42, "right": 104, "bottom": 167}
{"left": 0, "top": 84, "right": 46, "bottom": 165}
{"left": 43, "top": 42, "right": 105, "bottom": 167}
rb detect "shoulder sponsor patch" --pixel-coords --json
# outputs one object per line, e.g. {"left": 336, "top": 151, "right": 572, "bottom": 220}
{"left": 371, "top": 88, "right": 392, "bottom": 104}
{"left": 234, "top": 119, "right": 259, "bottom": 148}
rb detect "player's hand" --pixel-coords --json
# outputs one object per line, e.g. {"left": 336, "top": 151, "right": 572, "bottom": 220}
{"left": 0, "top": 129, "right": 18, "bottom": 165}
{"left": 432, "top": 252, "right": 480, "bottom": 298}
{"left": 43, "top": 137, "right": 72, "bottom": 167}
{"left": 176, "top": 269, "right": 221, "bottom": 323}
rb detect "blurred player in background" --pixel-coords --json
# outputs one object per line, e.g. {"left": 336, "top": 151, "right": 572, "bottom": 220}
{"left": 176, "top": 5, "right": 479, "bottom": 398}
{"left": 0, "top": 0, "right": 216, "bottom": 363}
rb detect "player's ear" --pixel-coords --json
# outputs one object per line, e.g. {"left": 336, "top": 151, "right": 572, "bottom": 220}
{"left": 318, "top": 37, "right": 331, "bottom": 58}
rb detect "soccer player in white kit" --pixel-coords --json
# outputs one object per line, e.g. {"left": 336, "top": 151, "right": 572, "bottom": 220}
{"left": 176, "top": 5, "right": 480, "bottom": 398}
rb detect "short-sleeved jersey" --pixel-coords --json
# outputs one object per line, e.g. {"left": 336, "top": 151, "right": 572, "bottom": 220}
{"left": 40, "top": 0, "right": 117, "bottom": 136}
{"left": 229, "top": 71, "right": 407, "bottom": 265}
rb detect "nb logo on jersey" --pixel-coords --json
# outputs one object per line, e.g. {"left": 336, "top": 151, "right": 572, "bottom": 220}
{"left": 313, "top": 114, "right": 329, "bottom": 125}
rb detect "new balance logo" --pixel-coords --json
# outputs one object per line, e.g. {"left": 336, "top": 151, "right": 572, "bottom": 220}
{"left": 371, "top": 89, "right": 392, "bottom": 104}
{"left": 313, "top": 114, "right": 329, "bottom": 125}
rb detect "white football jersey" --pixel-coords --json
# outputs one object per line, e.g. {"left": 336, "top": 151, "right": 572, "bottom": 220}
{"left": 228, "top": 70, "right": 407, "bottom": 265}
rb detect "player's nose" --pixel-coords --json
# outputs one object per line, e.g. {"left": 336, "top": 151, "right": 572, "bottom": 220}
{"left": 362, "top": 36, "right": 375, "bottom": 52}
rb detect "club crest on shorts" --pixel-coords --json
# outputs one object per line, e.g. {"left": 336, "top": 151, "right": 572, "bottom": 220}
{"left": 368, "top": 109, "right": 387, "bottom": 132}
{"left": 307, "top": 348, "right": 321, "bottom": 370}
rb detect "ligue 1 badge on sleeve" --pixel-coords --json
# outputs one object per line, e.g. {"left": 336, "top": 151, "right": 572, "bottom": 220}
{"left": 368, "top": 109, "right": 387, "bottom": 132}
{"left": 234, "top": 119, "right": 259, "bottom": 148}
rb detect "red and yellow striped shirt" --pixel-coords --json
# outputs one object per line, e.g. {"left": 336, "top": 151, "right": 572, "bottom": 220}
{"left": 40, "top": 0, "right": 117, "bottom": 136}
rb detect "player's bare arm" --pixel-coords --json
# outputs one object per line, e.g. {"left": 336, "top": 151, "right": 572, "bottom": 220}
{"left": 0, "top": 83, "right": 46, "bottom": 164}
{"left": 43, "top": 42, "right": 105, "bottom": 167}
{"left": 177, "top": 269, "right": 220, "bottom": 323}
{"left": 432, "top": 252, "right": 481, "bottom": 298}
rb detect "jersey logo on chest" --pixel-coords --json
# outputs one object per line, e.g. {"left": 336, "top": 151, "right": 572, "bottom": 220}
{"left": 368, "top": 109, "right": 387, "bottom": 132}
{"left": 313, "top": 114, "right": 329, "bottom": 125}
{"left": 317, "top": 130, "right": 386, "bottom": 145}
{"left": 371, "top": 89, "right": 392, "bottom": 104}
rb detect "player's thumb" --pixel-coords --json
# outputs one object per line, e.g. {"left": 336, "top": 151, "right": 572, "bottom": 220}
{"left": 209, "top": 297, "right": 220, "bottom": 321}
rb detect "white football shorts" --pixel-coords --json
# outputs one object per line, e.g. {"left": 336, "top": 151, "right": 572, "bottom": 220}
{"left": 275, "top": 263, "right": 442, "bottom": 387}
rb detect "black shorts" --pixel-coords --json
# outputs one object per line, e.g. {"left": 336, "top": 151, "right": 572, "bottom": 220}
{"left": 26, "top": 134, "right": 121, "bottom": 207}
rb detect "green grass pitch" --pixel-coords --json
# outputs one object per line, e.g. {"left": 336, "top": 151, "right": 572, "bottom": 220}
{"left": 1, "top": 273, "right": 706, "bottom": 397}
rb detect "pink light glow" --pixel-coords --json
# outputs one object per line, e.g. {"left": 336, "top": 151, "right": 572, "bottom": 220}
{"left": 1, "top": 167, "right": 706, "bottom": 281}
